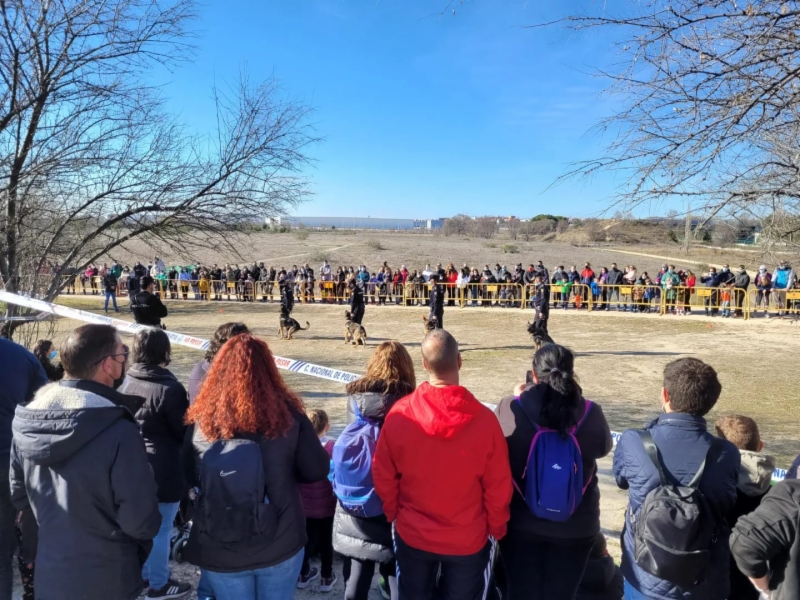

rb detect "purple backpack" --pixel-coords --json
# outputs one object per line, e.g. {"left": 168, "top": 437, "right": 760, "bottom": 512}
{"left": 331, "top": 401, "right": 383, "bottom": 518}
{"left": 514, "top": 399, "right": 593, "bottom": 522}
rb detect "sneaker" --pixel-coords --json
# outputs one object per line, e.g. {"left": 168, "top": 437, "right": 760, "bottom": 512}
{"left": 147, "top": 580, "right": 191, "bottom": 599}
{"left": 378, "top": 576, "right": 390, "bottom": 599}
{"left": 297, "top": 567, "right": 319, "bottom": 589}
{"left": 319, "top": 572, "right": 337, "bottom": 593}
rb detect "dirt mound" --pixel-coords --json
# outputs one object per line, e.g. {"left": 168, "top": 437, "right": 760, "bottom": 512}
{"left": 556, "top": 220, "right": 678, "bottom": 245}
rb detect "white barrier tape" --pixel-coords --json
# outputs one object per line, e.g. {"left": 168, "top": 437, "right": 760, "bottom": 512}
{"left": 2, "top": 291, "right": 786, "bottom": 481}
{"left": 0, "top": 291, "right": 360, "bottom": 384}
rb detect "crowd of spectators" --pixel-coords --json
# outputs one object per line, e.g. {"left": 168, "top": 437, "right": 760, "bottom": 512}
{"left": 56, "top": 256, "right": 799, "bottom": 317}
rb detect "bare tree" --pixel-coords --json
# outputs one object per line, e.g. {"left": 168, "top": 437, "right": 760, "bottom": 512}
{"left": 542, "top": 0, "right": 800, "bottom": 254}
{"left": 473, "top": 216, "right": 499, "bottom": 239}
{"left": 0, "top": 0, "right": 316, "bottom": 336}
{"left": 443, "top": 214, "right": 471, "bottom": 236}
{"left": 506, "top": 216, "right": 521, "bottom": 240}
{"left": 682, "top": 204, "right": 693, "bottom": 254}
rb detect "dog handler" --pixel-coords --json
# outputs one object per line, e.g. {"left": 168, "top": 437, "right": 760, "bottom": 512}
{"left": 349, "top": 280, "right": 366, "bottom": 325}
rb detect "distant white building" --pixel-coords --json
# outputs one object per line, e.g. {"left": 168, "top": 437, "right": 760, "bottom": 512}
{"left": 265, "top": 216, "right": 444, "bottom": 230}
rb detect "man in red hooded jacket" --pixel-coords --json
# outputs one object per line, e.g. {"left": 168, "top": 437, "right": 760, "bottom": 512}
{"left": 373, "top": 329, "right": 512, "bottom": 600}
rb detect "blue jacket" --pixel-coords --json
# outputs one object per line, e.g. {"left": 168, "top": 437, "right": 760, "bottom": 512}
{"left": 0, "top": 338, "right": 47, "bottom": 460}
{"left": 613, "top": 413, "right": 741, "bottom": 599}
{"left": 701, "top": 273, "right": 722, "bottom": 288}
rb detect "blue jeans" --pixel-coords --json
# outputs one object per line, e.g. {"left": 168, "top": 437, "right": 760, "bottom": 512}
{"left": 197, "top": 571, "right": 215, "bottom": 600}
{"left": 205, "top": 549, "right": 303, "bottom": 600}
{"left": 142, "top": 502, "right": 180, "bottom": 590}
{"left": 624, "top": 579, "right": 655, "bottom": 599}
{"left": 104, "top": 291, "right": 118, "bottom": 311}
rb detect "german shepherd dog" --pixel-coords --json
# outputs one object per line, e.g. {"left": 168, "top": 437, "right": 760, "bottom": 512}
{"left": 527, "top": 320, "right": 555, "bottom": 352}
{"left": 278, "top": 308, "right": 310, "bottom": 340}
{"left": 344, "top": 311, "right": 367, "bottom": 346}
{"left": 421, "top": 315, "right": 437, "bottom": 335}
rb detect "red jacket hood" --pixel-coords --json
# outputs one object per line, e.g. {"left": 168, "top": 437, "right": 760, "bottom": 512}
{"left": 399, "top": 382, "right": 482, "bottom": 439}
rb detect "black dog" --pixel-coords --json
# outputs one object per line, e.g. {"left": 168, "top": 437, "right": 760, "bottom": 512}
{"left": 527, "top": 320, "right": 554, "bottom": 352}
{"left": 278, "top": 308, "right": 310, "bottom": 340}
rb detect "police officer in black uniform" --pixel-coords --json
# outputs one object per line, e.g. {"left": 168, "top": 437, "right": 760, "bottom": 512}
{"left": 428, "top": 274, "right": 445, "bottom": 329}
{"left": 349, "top": 279, "right": 365, "bottom": 325}
{"left": 130, "top": 276, "right": 168, "bottom": 328}
{"left": 529, "top": 275, "right": 553, "bottom": 343}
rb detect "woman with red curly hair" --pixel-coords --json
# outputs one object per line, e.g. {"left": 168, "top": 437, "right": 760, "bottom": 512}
{"left": 183, "top": 334, "right": 330, "bottom": 600}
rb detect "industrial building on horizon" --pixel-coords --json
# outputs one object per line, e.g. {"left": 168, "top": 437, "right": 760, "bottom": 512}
{"left": 265, "top": 215, "right": 445, "bottom": 230}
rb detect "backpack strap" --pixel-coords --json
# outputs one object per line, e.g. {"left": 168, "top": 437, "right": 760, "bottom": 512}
{"left": 687, "top": 436, "right": 723, "bottom": 489}
{"left": 636, "top": 430, "right": 670, "bottom": 486}
{"left": 637, "top": 429, "right": 722, "bottom": 489}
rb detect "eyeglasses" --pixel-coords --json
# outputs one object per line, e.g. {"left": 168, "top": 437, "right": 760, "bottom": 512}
{"left": 96, "top": 345, "right": 129, "bottom": 365}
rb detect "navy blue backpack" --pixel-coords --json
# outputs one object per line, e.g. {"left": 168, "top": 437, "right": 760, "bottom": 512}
{"left": 331, "top": 400, "right": 383, "bottom": 517}
{"left": 514, "top": 399, "right": 593, "bottom": 522}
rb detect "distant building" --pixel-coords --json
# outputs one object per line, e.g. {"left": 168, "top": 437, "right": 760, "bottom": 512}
{"left": 265, "top": 216, "right": 444, "bottom": 230}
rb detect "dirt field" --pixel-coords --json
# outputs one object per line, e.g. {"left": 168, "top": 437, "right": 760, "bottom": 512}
{"left": 12, "top": 235, "right": 800, "bottom": 598}
{"left": 105, "top": 230, "right": 793, "bottom": 277}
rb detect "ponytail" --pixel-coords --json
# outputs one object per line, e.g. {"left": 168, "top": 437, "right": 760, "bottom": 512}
{"left": 532, "top": 344, "right": 582, "bottom": 435}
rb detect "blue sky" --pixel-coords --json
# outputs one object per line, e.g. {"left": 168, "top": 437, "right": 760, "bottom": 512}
{"left": 158, "top": 0, "right": 647, "bottom": 219}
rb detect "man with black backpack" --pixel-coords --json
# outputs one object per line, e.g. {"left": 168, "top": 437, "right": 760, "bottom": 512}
{"left": 613, "top": 358, "right": 740, "bottom": 600}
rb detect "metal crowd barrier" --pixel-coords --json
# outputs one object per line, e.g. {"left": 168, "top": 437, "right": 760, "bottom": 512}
{"left": 458, "top": 283, "right": 524, "bottom": 307}
{"left": 50, "top": 274, "right": 786, "bottom": 321}
{"left": 751, "top": 288, "right": 800, "bottom": 317}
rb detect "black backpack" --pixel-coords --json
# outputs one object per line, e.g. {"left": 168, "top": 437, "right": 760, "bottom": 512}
{"left": 631, "top": 430, "right": 722, "bottom": 588}
{"left": 195, "top": 435, "right": 277, "bottom": 545}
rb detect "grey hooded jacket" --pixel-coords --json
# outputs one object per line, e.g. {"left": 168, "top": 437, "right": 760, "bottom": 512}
{"left": 10, "top": 381, "right": 160, "bottom": 600}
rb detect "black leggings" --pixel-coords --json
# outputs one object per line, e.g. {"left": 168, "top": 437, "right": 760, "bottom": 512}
{"left": 500, "top": 531, "right": 594, "bottom": 600}
{"left": 342, "top": 557, "right": 398, "bottom": 600}
{"left": 302, "top": 517, "right": 334, "bottom": 579}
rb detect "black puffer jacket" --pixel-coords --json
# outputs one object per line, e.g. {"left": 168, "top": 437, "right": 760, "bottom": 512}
{"left": 10, "top": 380, "right": 159, "bottom": 600}
{"left": 334, "top": 379, "right": 413, "bottom": 563}
{"left": 731, "top": 480, "right": 800, "bottom": 600}
{"left": 120, "top": 364, "right": 189, "bottom": 503}
{"left": 183, "top": 409, "right": 330, "bottom": 572}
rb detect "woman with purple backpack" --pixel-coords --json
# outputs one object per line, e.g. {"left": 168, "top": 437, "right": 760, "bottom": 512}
{"left": 332, "top": 341, "right": 416, "bottom": 600}
{"left": 494, "top": 344, "right": 613, "bottom": 600}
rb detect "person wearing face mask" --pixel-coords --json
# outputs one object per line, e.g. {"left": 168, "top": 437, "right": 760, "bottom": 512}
{"left": 771, "top": 261, "right": 797, "bottom": 317}
{"left": 701, "top": 267, "right": 722, "bottom": 316}
{"left": 551, "top": 266, "right": 565, "bottom": 306}
{"left": 10, "top": 324, "right": 159, "bottom": 600}
{"left": 33, "top": 339, "right": 65, "bottom": 382}
{"left": 718, "top": 264, "right": 736, "bottom": 287}
{"left": 733, "top": 266, "right": 751, "bottom": 318}
{"left": 753, "top": 266, "right": 772, "bottom": 315}
{"left": 567, "top": 265, "right": 581, "bottom": 308}
{"left": 120, "top": 329, "right": 192, "bottom": 599}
